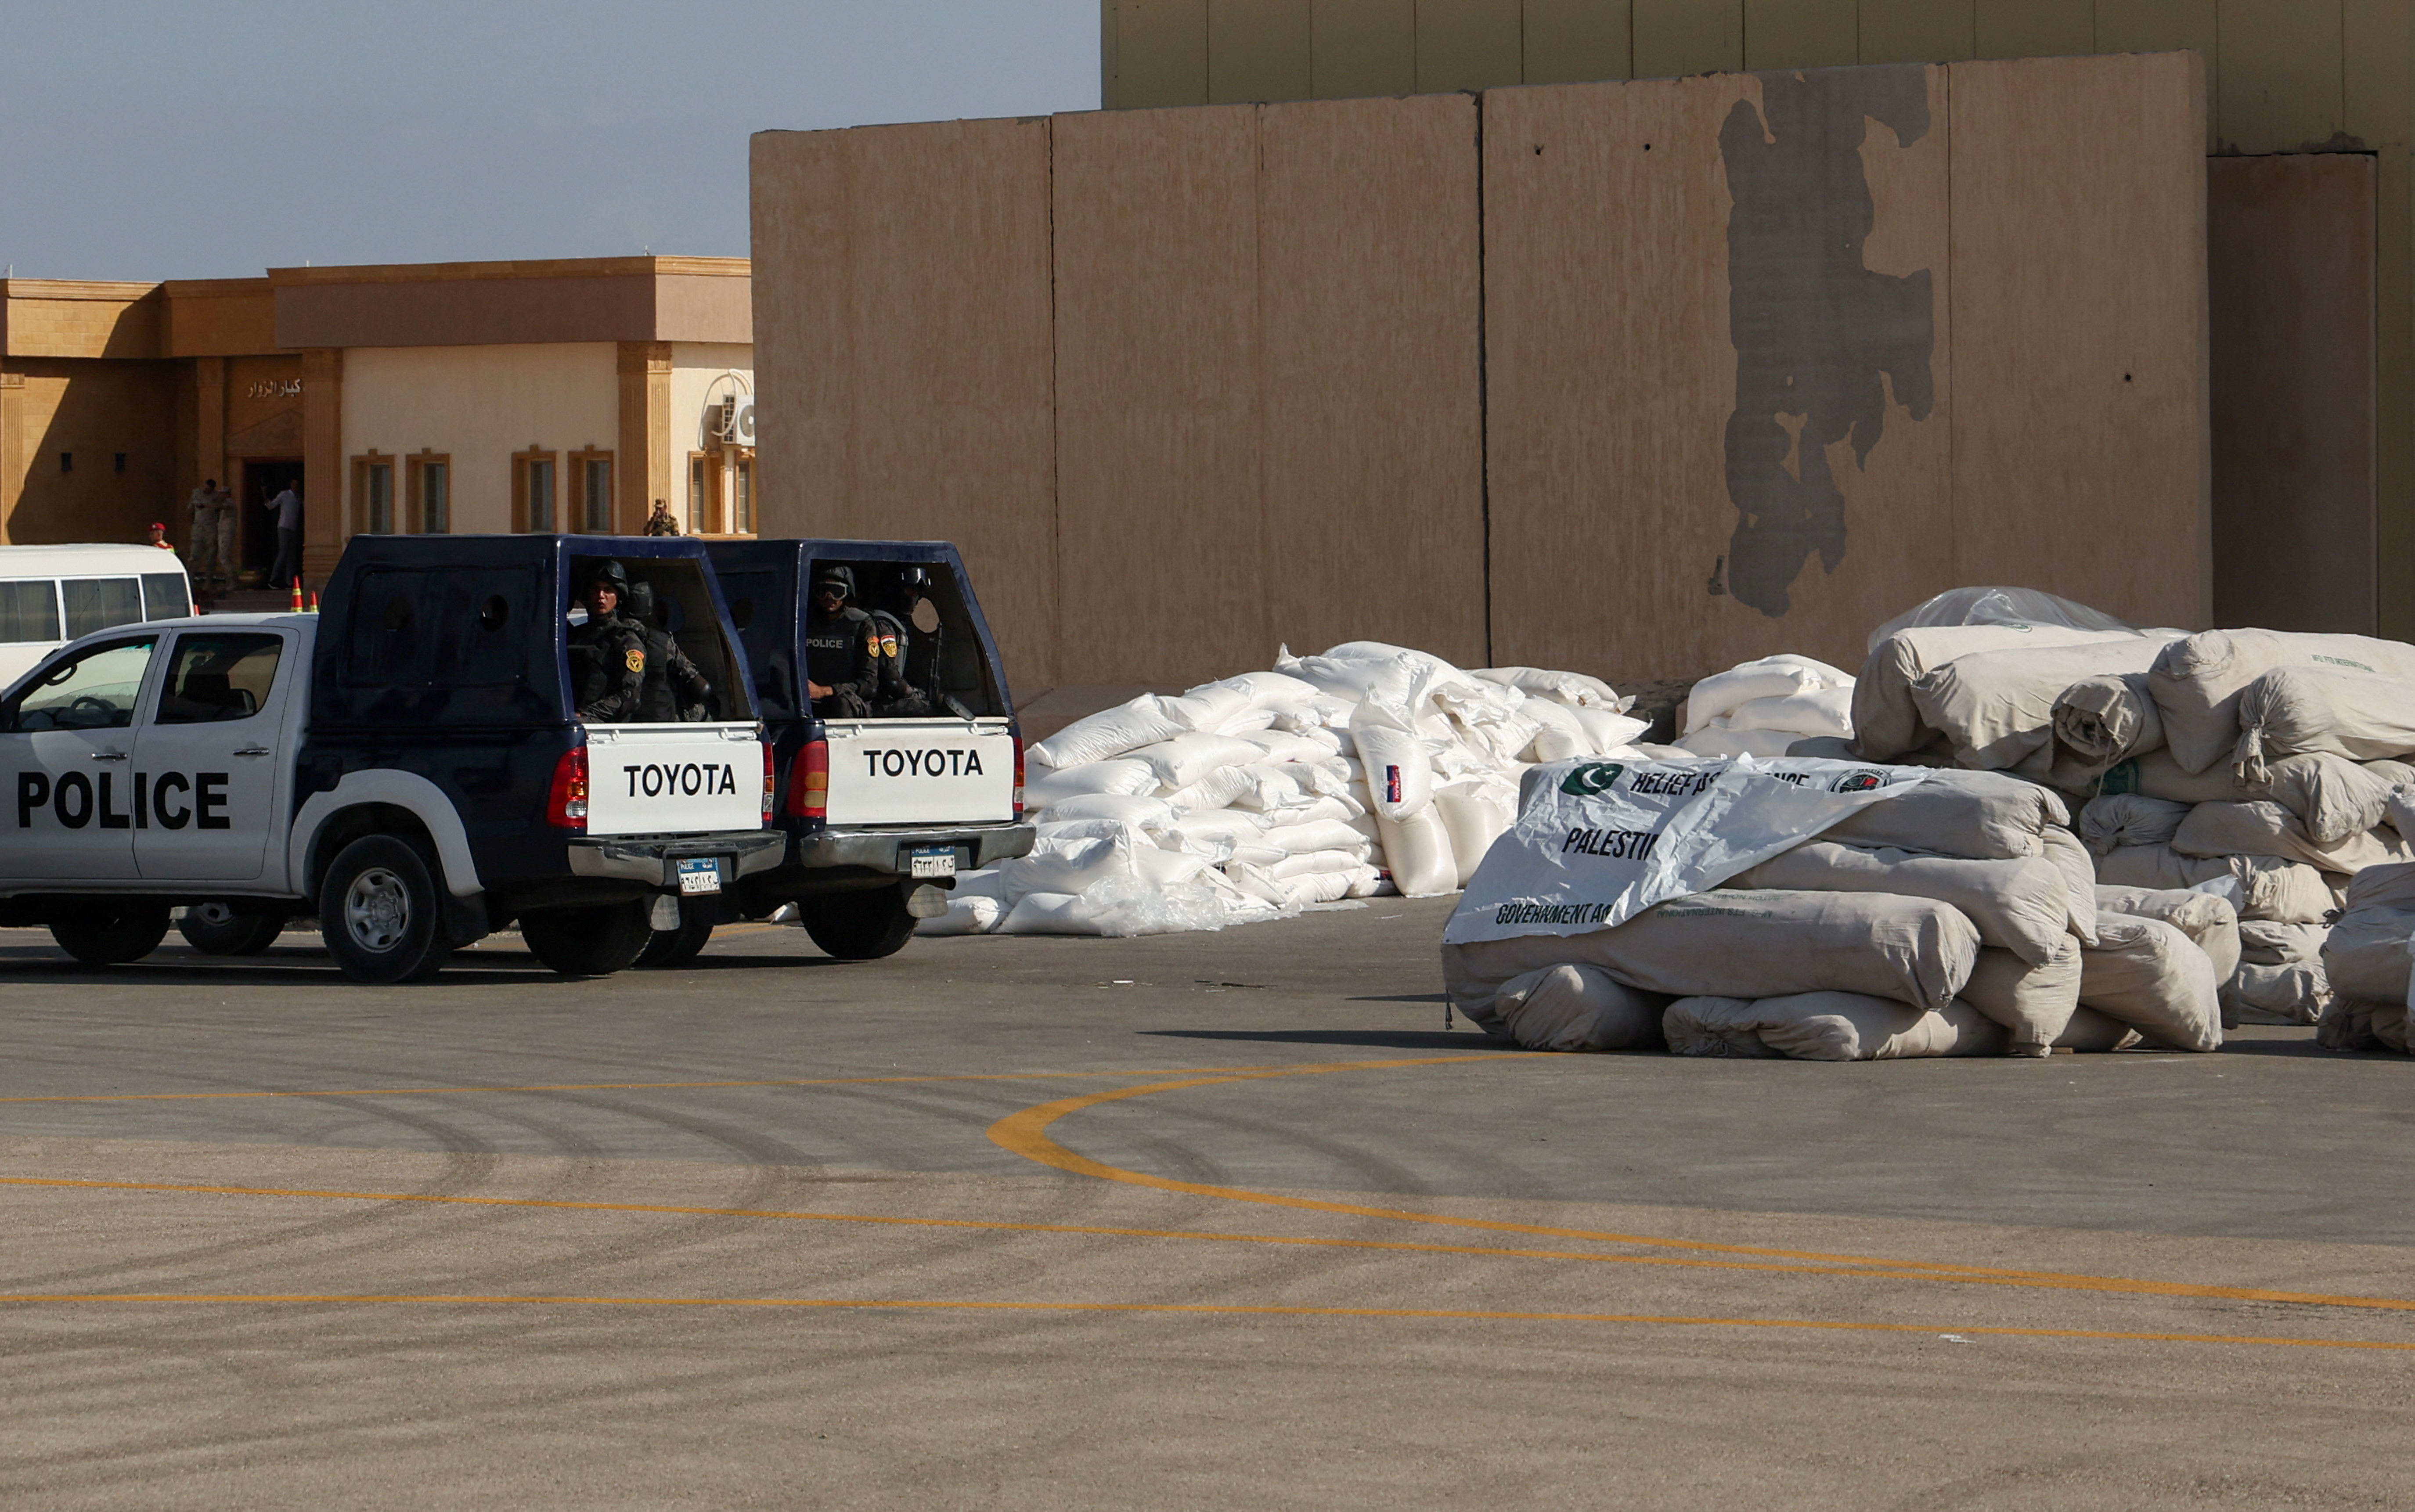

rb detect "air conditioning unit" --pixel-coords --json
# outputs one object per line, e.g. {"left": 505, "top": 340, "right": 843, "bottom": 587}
{"left": 714, "top": 396, "right": 757, "bottom": 447}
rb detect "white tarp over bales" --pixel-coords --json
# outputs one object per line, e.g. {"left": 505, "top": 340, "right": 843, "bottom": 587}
{"left": 920, "top": 641, "right": 1653, "bottom": 939}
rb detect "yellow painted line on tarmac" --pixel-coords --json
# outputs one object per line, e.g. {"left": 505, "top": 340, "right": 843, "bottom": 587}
{"left": 0, "top": 1290, "right": 2408, "bottom": 1354}
{"left": 0, "top": 1063, "right": 1299, "bottom": 1107}
{"left": 985, "top": 1057, "right": 2415, "bottom": 1317}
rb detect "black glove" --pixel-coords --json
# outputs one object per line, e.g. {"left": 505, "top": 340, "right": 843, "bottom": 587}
{"left": 829, "top": 689, "right": 872, "bottom": 720}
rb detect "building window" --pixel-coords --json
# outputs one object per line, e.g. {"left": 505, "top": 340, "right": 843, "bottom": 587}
{"left": 113, "top": 452, "right": 128, "bottom": 474}
{"left": 406, "top": 455, "right": 451, "bottom": 534}
{"left": 58, "top": 452, "right": 71, "bottom": 474}
{"left": 688, "top": 454, "right": 710, "bottom": 533}
{"left": 353, "top": 455, "right": 395, "bottom": 534}
{"left": 732, "top": 456, "right": 752, "bottom": 534}
{"left": 515, "top": 450, "right": 557, "bottom": 533}
{"left": 568, "top": 450, "right": 613, "bottom": 533}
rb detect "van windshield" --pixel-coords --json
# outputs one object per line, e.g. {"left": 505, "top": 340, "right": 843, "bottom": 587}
{"left": 804, "top": 559, "right": 1002, "bottom": 720}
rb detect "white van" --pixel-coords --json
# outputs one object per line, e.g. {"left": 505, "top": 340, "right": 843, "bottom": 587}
{"left": 0, "top": 545, "right": 192, "bottom": 691}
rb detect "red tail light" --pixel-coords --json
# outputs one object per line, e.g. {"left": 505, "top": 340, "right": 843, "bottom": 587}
{"left": 785, "top": 738, "right": 829, "bottom": 820}
{"left": 761, "top": 740, "right": 775, "bottom": 822}
{"left": 1012, "top": 734, "right": 1025, "bottom": 818}
{"left": 547, "top": 746, "right": 589, "bottom": 831}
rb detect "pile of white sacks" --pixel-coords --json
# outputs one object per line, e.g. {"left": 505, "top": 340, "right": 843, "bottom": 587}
{"left": 1442, "top": 764, "right": 2232, "bottom": 1059}
{"left": 921, "top": 642, "right": 1650, "bottom": 937}
{"left": 1855, "top": 619, "right": 2415, "bottom": 1029}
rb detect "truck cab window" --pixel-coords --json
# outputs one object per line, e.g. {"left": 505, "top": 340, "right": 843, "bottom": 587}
{"left": 7, "top": 638, "right": 157, "bottom": 731}
{"left": 156, "top": 634, "right": 283, "bottom": 725}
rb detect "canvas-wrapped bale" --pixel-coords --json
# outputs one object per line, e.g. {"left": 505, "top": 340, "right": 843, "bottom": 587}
{"left": 2076, "top": 915, "right": 2224, "bottom": 1051}
{"left": 1442, "top": 890, "right": 1982, "bottom": 1017}
{"left": 1458, "top": 963, "right": 1667, "bottom": 1051}
{"left": 2171, "top": 799, "right": 2413, "bottom": 875}
{"left": 1853, "top": 623, "right": 2149, "bottom": 762}
{"left": 1905, "top": 636, "right": 2179, "bottom": 773}
{"left": 1662, "top": 993, "right": 2006, "bottom": 1061}
{"left": 2049, "top": 672, "right": 2164, "bottom": 771}
{"left": 2315, "top": 995, "right": 2411, "bottom": 1053}
{"left": 2317, "top": 860, "right": 2415, "bottom": 1004}
{"left": 1725, "top": 841, "right": 2071, "bottom": 966}
{"left": 2093, "top": 845, "right": 2335, "bottom": 925}
{"left": 2232, "top": 665, "right": 2415, "bottom": 786}
{"left": 1818, "top": 767, "right": 2067, "bottom": 860}
{"left": 2077, "top": 794, "right": 2191, "bottom": 855}
{"left": 1677, "top": 655, "right": 1856, "bottom": 759}
{"left": 2223, "top": 961, "right": 2330, "bottom": 1026}
{"left": 1957, "top": 937, "right": 2085, "bottom": 1054}
{"left": 2147, "top": 630, "right": 2415, "bottom": 775}
{"left": 2093, "top": 884, "right": 2243, "bottom": 983}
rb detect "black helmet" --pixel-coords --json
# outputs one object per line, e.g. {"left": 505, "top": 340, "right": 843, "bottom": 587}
{"left": 626, "top": 579, "right": 658, "bottom": 625}
{"left": 586, "top": 559, "right": 630, "bottom": 593}
{"left": 811, "top": 564, "right": 856, "bottom": 599}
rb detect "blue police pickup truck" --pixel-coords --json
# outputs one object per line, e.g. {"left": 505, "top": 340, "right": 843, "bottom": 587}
{"left": 682, "top": 539, "right": 1034, "bottom": 964}
{"left": 0, "top": 534, "right": 783, "bottom": 983}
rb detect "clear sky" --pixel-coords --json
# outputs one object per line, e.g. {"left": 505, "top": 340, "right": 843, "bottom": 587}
{"left": 0, "top": 0, "right": 1099, "bottom": 282}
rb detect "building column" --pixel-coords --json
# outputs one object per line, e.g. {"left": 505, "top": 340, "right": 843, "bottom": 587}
{"left": 617, "top": 340, "right": 673, "bottom": 535}
{"left": 301, "top": 347, "right": 344, "bottom": 583}
{"left": 0, "top": 370, "right": 21, "bottom": 546}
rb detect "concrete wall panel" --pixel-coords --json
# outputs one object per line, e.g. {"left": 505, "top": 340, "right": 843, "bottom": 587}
{"left": 1051, "top": 106, "right": 1265, "bottom": 688}
{"left": 1258, "top": 94, "right": 1488, "bottom": 668}
{"left": 1947, "top": 51, "right": 2211, "bottom": 630}
{"left": 2209, "top": 153, "right": 2377, "bottom": 633}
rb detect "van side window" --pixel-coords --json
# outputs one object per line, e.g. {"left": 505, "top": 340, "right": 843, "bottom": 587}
{"left": 7, "top": 638, "right": 158, "bottom": 731}
{"left": 62, "top": 578, "right": 144, "bottom": 639}
{"left": 0, "top": 581, "right": 61, "bottom": 644}
{"left": 346, "top": 568, "right": 538, "bottom": 690}
{"left": 156, "top": 634, "right": 283, "bottom": 724}
{"left": 141, "top": 574, "right": 190, "bottom": 621}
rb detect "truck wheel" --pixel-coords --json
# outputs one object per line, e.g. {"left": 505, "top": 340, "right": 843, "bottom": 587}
{"left": 318, "top": 836, "right": 453, "bottom": 985}
{"left": 520, "top": 901, "right": 652, "bottom": 978}
{"left": 50, "top": 904, "right": 172, "bottom": 966}
{"left": 634, "top": 910, "right": 714, "bottom": 968}
{"left": 801, "top": 886, "right": 917, "bottom": 961}
{"left": 178, "top": 902, "right": 287, "bottom": 956}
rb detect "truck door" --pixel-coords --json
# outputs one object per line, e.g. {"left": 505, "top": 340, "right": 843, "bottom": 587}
{"left": 133, "top": 629, "right": 296, "bottom": 882}
{"left": 0, "top": 635, "right": 159, "bottom": 881}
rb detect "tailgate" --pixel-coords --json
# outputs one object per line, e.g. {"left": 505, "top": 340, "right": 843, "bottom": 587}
{"left": 584, "top": 723, "right": 764, "bottom": 837}
{"left": 824, "top": 717, "right": 1015, "bottom": 825}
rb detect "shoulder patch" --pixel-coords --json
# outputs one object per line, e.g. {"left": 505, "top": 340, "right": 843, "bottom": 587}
{"left": 625, "top": 649, "right": 645, "bottom": 673}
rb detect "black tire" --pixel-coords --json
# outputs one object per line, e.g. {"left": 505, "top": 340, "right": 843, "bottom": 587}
{"left": 50, "top": 902, "right": 172, "bottom": 966}
{"left": 519, "top": 900, "right": 652, "bottom": 978}
{"left": 317, "top": 835, "right": 453, "bottom": 985}
{"left": 634, "top": 908, "right": 714, "bottom": 968}
{"left": 177, "top": 902, "right": 287, "bottom": 956}
{"left": 801, "top": 886, "right": 917, "bottom": 961}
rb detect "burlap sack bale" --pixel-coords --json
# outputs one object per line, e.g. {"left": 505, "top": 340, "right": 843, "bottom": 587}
{"left": 2148, "top": 629, "right": 2415, "bottom": 775}
{"left": 2248, "top": 752, "right": 2397, "bottom": 845}
{"left": 2054, "top": 1005, "right": 2144, "bottom": 1052}
{"left": 2318, "top": 860, "right": 2415, "bottom": 1003}
{"left": 2093, "top": 748, "right": 2243, "bottom": 805}
{"left": 2077, "top": 915, "right": 2224, "bottom": 1051}
{"left": 2367, "top": 758, "right": 2415, "bottom": 787}
{"left": 2315, "top": 996, "right": 2411, "bottom": 1054}
{"left": 2093, "top": 884, "right": 2242, "bottom": 983}
{"left": 2050, "top": 672, "right": 2164, "bottom": 770}
{"left": 1821, "top": 768, "right": 2067, "bottom": 860}
{"left": 2222, "top": 961, "right": 2329, "bottom": 1026}
{"left": 2171, "top": 799, "right": 2410, "bottom": 875}
{"left": 1441, "top": 890, "right": 1981, "bottom": 1015}
{"left": 1958, "top": 938, "right": 2084, "bottom": 1054}
{"left": 2233, "top": 666, "right": 2415, "bottom": 787}
{"left": 1466, "top": 963, "right": 1668, "bottom": 1052}
{"left": 1852, "top": 626, "right": 2144, "bottom": 762}
{"left": 2096, "top": 845, "right": 2336, "bottom": 924}
{"left": 1662, "top": 993, "right": 2007, "bottom": 1061}
{"left": 2039, "top": 827, "right": 2100, "bottom": 944}
{"left": 1726, "top": 841, "right": 2071, "bottom": 965}
{"left": 2077, "top": 794, "right": 2191, "bottom": 856}
{"left": 1909, "top": 638, "right": 2177, "bottom": 771}
{"left": 2238, "top": 919, "right": 2328, "bottom": 965}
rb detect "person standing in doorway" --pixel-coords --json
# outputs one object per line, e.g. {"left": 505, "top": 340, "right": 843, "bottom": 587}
{"left": 269, "top": 480, "right": 303, "bottom": 590}
{"left": 187, "top": 478, "right": 231, "bottom": 591}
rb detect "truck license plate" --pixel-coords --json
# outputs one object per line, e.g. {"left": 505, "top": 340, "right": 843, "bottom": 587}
{"left": 909, "top": 846, "right": 958, "bottom": 879}
{"left": 677, "top": 858, "right": 724, "bottom": 895}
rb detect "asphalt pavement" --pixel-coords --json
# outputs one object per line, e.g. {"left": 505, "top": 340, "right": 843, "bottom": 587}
{"left": 1, "top": 901, "right": 2408, "bottom": 1508}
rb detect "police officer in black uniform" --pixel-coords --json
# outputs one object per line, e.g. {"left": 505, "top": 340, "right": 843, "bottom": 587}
{"left": 566, "top": 560, "right": 648, "bottom": 723}
{"left": 624, "top": 580, "right": 714, "bottom": 721}
{"left": 803, "top": 565, "right": 880, "bottom": 718}
{"left": 864, "top": 565, "right": 934, "bottom": 718}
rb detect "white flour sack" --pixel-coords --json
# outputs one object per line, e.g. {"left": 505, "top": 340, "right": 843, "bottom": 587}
{"left": 2148, "top": 630, "right": 2415, "bottom": 775}
{"left": 1442, "top": 756, "right": 1928, "bottom": 944}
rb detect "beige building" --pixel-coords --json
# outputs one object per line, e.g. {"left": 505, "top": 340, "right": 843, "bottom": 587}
{"left": 1098, "top": 0, "right": 2415, "bottom": 639}
{"left": 1, "top": 257, "right": 756, "bottom": 586}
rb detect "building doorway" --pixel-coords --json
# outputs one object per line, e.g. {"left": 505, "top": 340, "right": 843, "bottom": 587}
{"left": 238, "top": 459, "right": 303, "bottom": 586}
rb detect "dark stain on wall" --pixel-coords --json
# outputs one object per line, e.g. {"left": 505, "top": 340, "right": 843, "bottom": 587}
{"left": 1719, "top": 66, "right": 1936, "bottom": 617}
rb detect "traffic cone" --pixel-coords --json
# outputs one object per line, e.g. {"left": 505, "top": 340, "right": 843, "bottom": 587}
{"left": 308, "top": 591, "right": 320, "bottom": 614}
{"left": 290, "top": 580, "right": 304, "bottom": 612}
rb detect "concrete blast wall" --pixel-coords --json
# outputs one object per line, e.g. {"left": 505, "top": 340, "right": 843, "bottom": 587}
{"left": 753, "top": 51, "right": 2210, "bottom": 699}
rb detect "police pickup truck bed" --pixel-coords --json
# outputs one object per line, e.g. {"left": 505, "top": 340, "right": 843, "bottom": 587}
{"left": 703, "top": 539, "right": 1033, "bottom": 961}
{"left": 0, "top": 535, "right": 780, "bottom": 983}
